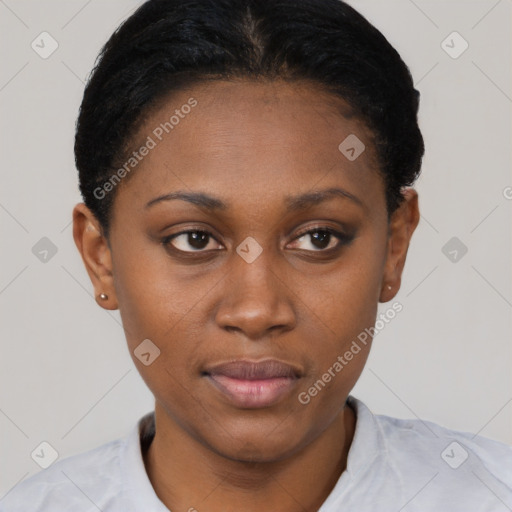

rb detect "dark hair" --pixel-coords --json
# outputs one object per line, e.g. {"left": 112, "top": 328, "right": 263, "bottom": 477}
{"left": 75, "top": 0, "right": 424, "bottom": 238}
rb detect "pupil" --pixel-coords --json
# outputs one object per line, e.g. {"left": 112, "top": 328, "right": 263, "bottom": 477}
{"left": 189, "top": 231, "right": 209, "bottom": 249}
{"left": 311, "top": 231, "right": 330, "bottom": 249}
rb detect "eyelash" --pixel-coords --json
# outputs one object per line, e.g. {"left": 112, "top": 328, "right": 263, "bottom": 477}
{"left": 161, "top": 226, "right": 354, "bottom": 255}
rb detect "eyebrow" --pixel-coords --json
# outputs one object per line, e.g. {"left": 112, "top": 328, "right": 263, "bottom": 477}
{"left": 145, "top": 191, "right": 227, "bottom": 211}
{"left": 285, "top": 187, "right": 363, "bottom": 211}
{"left": 145, "top": 187, "right": 363, "bottom": 211}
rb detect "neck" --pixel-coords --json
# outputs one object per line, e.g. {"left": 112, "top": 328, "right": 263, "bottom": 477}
{"left": 143, "top": 402, "right": 355, "bottom": 512}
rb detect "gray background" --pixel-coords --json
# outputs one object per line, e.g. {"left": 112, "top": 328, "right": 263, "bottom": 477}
{"left": 1, "top": 0, "right": 511, "bottom": 498}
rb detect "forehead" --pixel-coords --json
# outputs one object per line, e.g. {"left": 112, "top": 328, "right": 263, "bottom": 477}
{"left": 111, "top": 79, "right": 384, "bottom": 216}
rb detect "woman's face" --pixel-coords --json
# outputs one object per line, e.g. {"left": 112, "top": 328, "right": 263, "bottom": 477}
{"left": 74, "top": 80, "right": 418, "bottom": 462}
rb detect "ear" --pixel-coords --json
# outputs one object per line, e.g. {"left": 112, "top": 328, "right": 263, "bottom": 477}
{"left": 379, "top": 188, "right": 420, "bottom": 302}
{"left": 72, "top": 203, "right": 118, "bottom": 310}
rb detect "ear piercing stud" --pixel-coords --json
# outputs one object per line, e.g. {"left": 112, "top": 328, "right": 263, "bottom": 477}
{"left": 99, "top": 293, "right": 109, "bottom": 300}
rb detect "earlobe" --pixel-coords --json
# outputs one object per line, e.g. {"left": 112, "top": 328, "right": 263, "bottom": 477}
{"left": 72, "top": 203, "right": 119, "bottom": 310}
{"left": 379, "top": 272, "right": 400, "bottom": 302}
{"left": 379, "top": 283, "right": 394, "bottom": 302}
{"left": 379, "top": 188, "right": 420, "bottom": 303}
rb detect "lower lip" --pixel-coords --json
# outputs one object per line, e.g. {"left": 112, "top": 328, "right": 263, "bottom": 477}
{"left": 206, "top": 374, "right": 297, "bottom": 408}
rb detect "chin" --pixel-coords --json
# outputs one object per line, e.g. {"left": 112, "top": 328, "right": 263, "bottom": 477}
{"left": 197, "top": 418, "right": 311, "bottom": 464}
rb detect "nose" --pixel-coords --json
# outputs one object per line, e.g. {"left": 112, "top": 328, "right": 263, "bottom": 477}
{"left": 214, "top": 252, "right": 297, "bottom": 340}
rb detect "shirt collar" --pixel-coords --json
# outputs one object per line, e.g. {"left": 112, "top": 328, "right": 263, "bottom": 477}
{"left": 120, "top": 410, "right": 169, "bottom": 512}
{"left": 318, "top": 396, "right": 383, "bottom": 509}
{"left": 120, "top": 396, "right": 379, "bottom": 511}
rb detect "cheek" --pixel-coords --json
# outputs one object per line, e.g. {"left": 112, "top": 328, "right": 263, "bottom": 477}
{"left": 296, "top": 232, "right": 387, "bottom": 392}
{"left": 296, "top": 286, "right": 376, "bottom": 415}
{"left": 111, "top": 246, "right": 202, "bottom": 354}
{"left": 112, "top": 255, "right": 216, "bottom": 411}
{"left": 114, "top": 273, "right": 203, "bottom": 408}
{"left": 304, "top": 240, "right": 386, "bottom": 338}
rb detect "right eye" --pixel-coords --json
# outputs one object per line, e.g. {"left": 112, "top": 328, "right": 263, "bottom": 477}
{"left": 162, "top": 230, "right": 224, "bottom": 253}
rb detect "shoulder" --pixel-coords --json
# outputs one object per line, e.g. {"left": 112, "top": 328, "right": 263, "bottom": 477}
{"left": 345, "top": 397, "right": 512, "bottom": 510}
{"left": 0, "top": 436, "right": 127, "bottom": 512}
{"left": 374, "top": 406, "right": 512, "bottom": 476}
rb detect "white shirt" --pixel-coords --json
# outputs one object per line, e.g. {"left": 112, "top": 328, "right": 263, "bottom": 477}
{"left": 1, "top": 396, "right": 511, "bottom": 511}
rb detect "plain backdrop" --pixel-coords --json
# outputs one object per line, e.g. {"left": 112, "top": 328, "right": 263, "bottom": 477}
{"left": 0, "top": 0, "right": 511, "bottom": 498}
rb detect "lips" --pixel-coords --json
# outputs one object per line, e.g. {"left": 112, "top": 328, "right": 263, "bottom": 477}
{"left": 204, "top": 360, "right": 301, "bottom": 408}
{"left": 207, "top": 360, "right": 299, "bottom": 380}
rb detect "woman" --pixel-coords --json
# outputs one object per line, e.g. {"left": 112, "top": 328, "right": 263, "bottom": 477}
{"left": 2, "top": 0, "right": 510, "bottom": 510}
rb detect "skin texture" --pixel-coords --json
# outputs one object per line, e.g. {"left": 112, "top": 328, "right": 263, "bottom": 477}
{"left": 73, "top": 80, "right": 420, "bottom": 512}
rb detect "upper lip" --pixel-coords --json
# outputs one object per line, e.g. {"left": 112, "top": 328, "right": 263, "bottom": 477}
{"left": 204, "top": 359, "right": 301, "bottom": 380}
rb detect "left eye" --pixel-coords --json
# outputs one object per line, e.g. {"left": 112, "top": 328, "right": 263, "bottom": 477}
{"left": 164, "top": 231, "right": 223, "bottom": 252}
{"left": 288, "top": 229, "right": 346, "bottom": 251}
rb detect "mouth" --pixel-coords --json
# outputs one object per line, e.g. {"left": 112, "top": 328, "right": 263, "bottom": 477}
{"left": 203, "top": 359, "right": 301, "bottom": 409}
